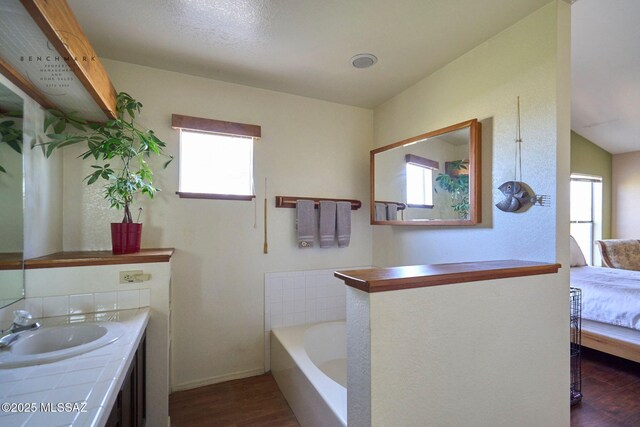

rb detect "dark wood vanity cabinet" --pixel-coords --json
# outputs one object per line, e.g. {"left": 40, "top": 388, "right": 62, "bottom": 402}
{"left": 106, "top": 331, "right": 147, "bottom": 427}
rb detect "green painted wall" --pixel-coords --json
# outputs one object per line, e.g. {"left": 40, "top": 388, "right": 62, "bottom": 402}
{"left": 570, "top": 131, "right": 612, "bottom": 239}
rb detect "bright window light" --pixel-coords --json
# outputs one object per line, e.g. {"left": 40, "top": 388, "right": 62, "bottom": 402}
{"left": 406, "top": 163, "right": 433, "bottom": 205}
{"left": 179, "top": 130, "right": 254, "bottom": 195}
{"left": 570, "top": 174, "right": 603, "bottom": 265}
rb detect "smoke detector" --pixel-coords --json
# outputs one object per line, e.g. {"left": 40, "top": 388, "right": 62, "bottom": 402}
{"left": 351, "top": 53, "right": 378, "bottom": 69}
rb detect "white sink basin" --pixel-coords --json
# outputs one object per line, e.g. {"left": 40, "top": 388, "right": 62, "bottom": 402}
{"left": 0, "top": 322, "right": 125, "bottom": 368}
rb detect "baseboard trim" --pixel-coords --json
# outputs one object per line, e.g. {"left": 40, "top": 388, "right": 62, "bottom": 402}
{"left": 171, "top": 367, "right": 265, "bottom": 392}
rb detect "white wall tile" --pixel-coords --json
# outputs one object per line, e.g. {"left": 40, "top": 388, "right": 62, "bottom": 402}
{"left": 42, "top": 295, "right": 69, "bottom": 317}
{"left": 270, "top": 283, "right": 283, "bottom": 301}
{"left": 117, "top": 290, "right": 139, "bottom": 310}
{"left": 263, "top": 266, "right": 369, "bottom": 371}
{"left": 139, "top": 289, "right": 150, "bottom": 307}
{"left": 284, "top": 314, "right": 294, "bottom": 326}
{"left": 24, "top": 298, "right": 43, "bottom": 318}
{"left": 282, "top": 287, "right": 294, "bottom": 302}
{"left": 283, "top": 303, "right": 294, "bottom": 315}
{"left": 293, "top": 313, "right": 305, "bottom": 325}
{"left": 264, "top": 331, "right": 271, "bottom": 372}
{"left": 270, "top": 301, "right": 282, "bottom": 317}
{"left": 294, "top": 299, "right": 306, "bottom": 313}
{"left": 294, "top": 287, "right": 305, "bottom": 300}
{"left": 94, "top": 292, "right": 117, "bottom": 312}
{"left": 271, "top": 315, "right": 283, "bottom": 329}
{"left": 69, "top": 294, "right": 94, "bottom": 315}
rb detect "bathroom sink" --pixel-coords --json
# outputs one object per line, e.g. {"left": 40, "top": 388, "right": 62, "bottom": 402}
{"left": 0, "top": 322, "right": 125, "bottom": 368}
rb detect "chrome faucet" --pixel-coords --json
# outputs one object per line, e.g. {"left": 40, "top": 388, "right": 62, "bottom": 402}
{"left": 0, "top": 310, "right": 41, "bottom": 350}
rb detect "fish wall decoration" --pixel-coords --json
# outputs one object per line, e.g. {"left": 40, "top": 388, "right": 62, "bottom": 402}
{"left": 495, "top": 181, "right": 550, "bottom": 212}
{"left": 496, "top": 97, "right": 551, "bottom": 213}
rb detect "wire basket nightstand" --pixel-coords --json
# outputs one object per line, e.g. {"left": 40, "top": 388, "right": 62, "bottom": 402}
{"left": 570, "top": 287, "right": 582, "bottom": 405}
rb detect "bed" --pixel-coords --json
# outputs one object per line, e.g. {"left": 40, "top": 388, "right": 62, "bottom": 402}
{"left": 569, "top": 237, "right": 640, "bottom": 363}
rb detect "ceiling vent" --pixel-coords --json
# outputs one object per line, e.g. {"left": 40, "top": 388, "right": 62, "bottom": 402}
{"left": 351, "top": 53, "right": 378, "bottom": 69}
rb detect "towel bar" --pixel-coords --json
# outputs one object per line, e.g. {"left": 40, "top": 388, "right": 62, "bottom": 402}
{"left": 275, "top": 196, "right": 361, "bottom": 210}
{"left": 374, "top": 200, "right": 407, "bottom": 210}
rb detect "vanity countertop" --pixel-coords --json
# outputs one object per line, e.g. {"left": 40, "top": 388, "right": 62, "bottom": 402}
{"left": 0, "top": 308, "right": 149, "bottom": 427}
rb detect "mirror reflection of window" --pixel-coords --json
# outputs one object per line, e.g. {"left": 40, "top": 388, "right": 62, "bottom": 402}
{"left": 406, "top": 163, "right": 433, "bottom": 206}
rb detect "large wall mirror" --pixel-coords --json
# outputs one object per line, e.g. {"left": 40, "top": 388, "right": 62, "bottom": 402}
{"left": 371, "top": 119, "right": 481, "bottom": 226}
{"left": 0, "top": 82, "right": 25, "bottom": 308}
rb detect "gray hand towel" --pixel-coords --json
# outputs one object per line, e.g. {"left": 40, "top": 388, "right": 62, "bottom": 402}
{"left": 375, "top": 203, "right": 387, "bottom": 221}
{"left": 386, "top": 203, "right": 398, "bottom": 220}
{"left": 319, "top": 201, "right": 336, "bottom": 248}
{"left": 336, "top": 201, "right": 351, "bottom": 248}
{"left": 296, "top": 199, "right": 315, "bottom": 248}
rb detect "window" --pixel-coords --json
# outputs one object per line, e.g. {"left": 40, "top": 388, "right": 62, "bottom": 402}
{"left": 570, "top": 174, "right": 603, "bottom": 265}
{"left": 405, "top": 154, "right": 437, "bottom": 206}
{"left": 179, "top": 130, "right": 253, "bottom": 195}
{"left": 172, "top": 114, "right": 260, "bottom": 200}
{"left": 406, "top": 163, "right": 434, "bottom": 206}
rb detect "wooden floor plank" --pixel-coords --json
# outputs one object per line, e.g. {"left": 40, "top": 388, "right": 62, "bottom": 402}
{"left": 572, "top": 348, "right": 640, "bottom": 427}
{"left": 169, "top": 374, "right": 300, "bottom": 427}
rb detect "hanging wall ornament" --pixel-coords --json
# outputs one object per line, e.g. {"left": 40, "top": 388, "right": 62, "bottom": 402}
{"left": 495, "top": 96, "right": 550, "bottom": 213}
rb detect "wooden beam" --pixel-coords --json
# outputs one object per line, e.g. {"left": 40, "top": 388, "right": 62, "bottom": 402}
{"left": 172, "top": 114, "right": 261, "bottom": 138}
{"left": 21, "top": 0, "right": 117, "bottom": 118}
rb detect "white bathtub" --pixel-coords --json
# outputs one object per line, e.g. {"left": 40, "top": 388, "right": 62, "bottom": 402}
{"left": 271, "top": 321, "right": 347, "bottom": 427}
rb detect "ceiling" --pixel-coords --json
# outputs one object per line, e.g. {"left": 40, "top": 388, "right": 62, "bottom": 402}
{"left": 67, "top": 0, "right": 550, "bottom": 109}
{"left": 572, "top": 0, "right": 640, "bottom": 154}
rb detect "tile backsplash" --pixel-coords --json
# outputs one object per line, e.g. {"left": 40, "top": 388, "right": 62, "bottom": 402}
{"left": 263, "top": 266, "right": 367, "bottom": 371}
{"left": 24, "top": 289, "right": 151, "bottom": 319}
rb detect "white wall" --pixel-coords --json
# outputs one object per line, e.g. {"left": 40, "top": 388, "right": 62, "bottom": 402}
{"left": 612, "top": 151, "right": 640, "bottom": 238}
{"left": 348, "top": 272, "right": 568, "bottom": 427}
{"left": 61, "top": 60, "right": 374, "bottom": 389}
{"left": 373, "top": 2, "right": 569, "bottom": 268}
{"left": 354, "top": 2, "right": 572, "bottom": 424}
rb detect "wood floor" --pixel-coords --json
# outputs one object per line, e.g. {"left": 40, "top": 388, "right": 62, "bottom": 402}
{"left": 169, "top": 374, "right": 300, "bottom": 427}
{"left": 169, "top": 349, "right": 639, "bottom": 427}
{"left": 571, "top": 348, "right": 640, "bottom": 427}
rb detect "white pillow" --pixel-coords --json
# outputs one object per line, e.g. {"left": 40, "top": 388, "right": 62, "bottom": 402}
{"left": 569, "top": 236, "right": 587, "bottom": 267}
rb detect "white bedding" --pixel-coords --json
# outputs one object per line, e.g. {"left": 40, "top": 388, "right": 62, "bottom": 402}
{"left": 570, "top": 266, "right": 640, "bottom": 331}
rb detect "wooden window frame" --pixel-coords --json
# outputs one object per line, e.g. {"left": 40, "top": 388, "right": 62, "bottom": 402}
{"left": 172, "top": 114, "right": 260, "bottom": 201}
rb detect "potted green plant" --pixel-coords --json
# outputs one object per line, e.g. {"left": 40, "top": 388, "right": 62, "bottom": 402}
{"left": 42, "top": 92, "right": 172, "bottom": 254}
{"left": 435, "top": 160, "right": 469, "bottom": 219}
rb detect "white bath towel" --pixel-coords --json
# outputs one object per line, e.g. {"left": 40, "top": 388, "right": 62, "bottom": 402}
{"left": 386, "top": 203, "right": 398, "bottom": 220}
{"left": 296, "top": 199, "right": 315, "bottom": 248}
{"left": 319, "top": 201, "right": 336, "bottom": 248}
{"left": 374, "top": 203, "right": 387, "bottom": 221}
{"left": 336, "top": 201, "right": 351, "bottom": 248}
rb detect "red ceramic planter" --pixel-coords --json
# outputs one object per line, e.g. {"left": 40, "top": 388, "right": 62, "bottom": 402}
{"left": 111, "top": 223, "right": 142, "bottom": 254}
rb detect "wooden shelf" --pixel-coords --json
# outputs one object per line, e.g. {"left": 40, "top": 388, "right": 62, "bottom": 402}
{"left": 25, "top": 248, "right": 174, "bottom": 269}
{"left": 335, "top": 260, "right": 561, "bottom": 293}
{"left": 0, "top": 253, "right": 23, "bottom": 271}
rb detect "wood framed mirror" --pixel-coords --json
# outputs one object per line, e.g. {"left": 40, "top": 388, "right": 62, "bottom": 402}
{"left": 0, "top": 80, "right": 25, "bottom": 308}
{"left": 371, "top": 118, "right": 481, "bottom": 226}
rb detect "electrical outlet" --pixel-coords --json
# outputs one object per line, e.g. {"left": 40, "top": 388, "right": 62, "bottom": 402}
{"left": 120, "top": 270, "right": 143, "bottom": 284}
